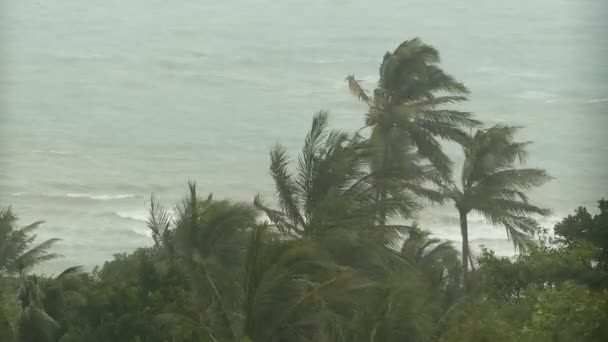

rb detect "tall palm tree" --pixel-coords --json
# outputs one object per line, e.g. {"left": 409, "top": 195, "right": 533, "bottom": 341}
{"left": 346, "top": 37, "right": 479, "bottom": 224}
{"left": 0, "top": 207, "right": 60, "bottom": 276}
{"left": 439, "top": 125, "right": 551, "bottom": 286}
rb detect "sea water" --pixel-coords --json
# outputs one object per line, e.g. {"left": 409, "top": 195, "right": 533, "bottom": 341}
{"left": 1, "top": 0, "right": 606, "bottom": 272}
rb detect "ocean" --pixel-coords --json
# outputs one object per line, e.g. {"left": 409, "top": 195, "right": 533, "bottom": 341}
{"left": 1, "top": 0, "right": 606, "bottom": 273}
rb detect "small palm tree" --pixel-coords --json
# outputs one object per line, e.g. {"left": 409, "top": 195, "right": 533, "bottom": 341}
{"left": 439, "top": 125, "right": 551, "bottom": 286}
{"left": 17, "top": 267, "right": 82, "bottom": 342}
{"left": 168, "top": 183, "right": 258, "bottom": 341}
{"left": 0, "top": 207, "right": 60, "bottom": 276}
{"left": 346, "top": 38, "right": 479, "bottom": 224}
{"left": 18, "top": 276, "right": 60, "bottom": 342}
{"left": 242, "top": 225, "right": 364, "bottom": 342}
{"left": 399, "top": 226, "right": 461, "bottom": 291}
{"left": 254, "top": 111, "right": 376, "bottom": 238}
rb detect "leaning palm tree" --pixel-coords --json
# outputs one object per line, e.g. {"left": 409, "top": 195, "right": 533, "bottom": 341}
{"left": 439, "top": 125, "right": 551, "bottom": 286}
{"left": 0, "top": 208, "right": 60, "bottom": 276}
{"left": 346, "top": 37, "right": 479, "bottom": 224}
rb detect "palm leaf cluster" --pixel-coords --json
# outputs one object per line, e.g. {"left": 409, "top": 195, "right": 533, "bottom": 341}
{"left": 0, "top": 208, "right": 59, "bottom": 277}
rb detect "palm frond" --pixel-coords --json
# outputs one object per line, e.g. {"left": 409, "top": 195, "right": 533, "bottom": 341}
{"left": 408, "top": 128, "right": 454, "bottom": 179}
{"left": 11, "top": 238, "right": 61, "bottom": 274}
{"left": 270, "top": 144, "right": 305, "bottom": 230}
{"left": 56, "top": 266, "right": 83, "bottom": 279}
{"left": 420, "top": 109, "right": 480, "bottom": 128}
{"left": 474, "top": 168, "right": 552, "bottom": 193}
{"left": 147, "top": 195, "right": 173, "bottom": 247}
{"left": 253, "top": 195, "right": 302, "bottom": 236}
{"left": 345, "top": 75, "right": 370, "bottom": 104}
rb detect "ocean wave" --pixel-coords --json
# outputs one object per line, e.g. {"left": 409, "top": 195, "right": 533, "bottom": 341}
{"left": 474, "top": 66, "right": 551, "bottom": 80}
{"left": 10, "top": 192, "right": 26, "bottom": 197}
{"left": 113, "top": 210, "right": 148, "bottom": 223}
{"left": 585, "top": 98, "right": 608, "bottom": 104}
{"left": 130, "top": 226, "right": 152, "bottom": 238}
{"left": 65, "top": 193, "right": 137, "bottom": 200}
{"left": 507, "top": 71, "right": 551, "bottom": 79}
{"left": 514, "top": 90, "right": 556, "bottom": 101}
{"left": 32, "top": 149, "right": 74, "bottom": 156}
{"left": 111, "top": 211, "right": 152, "bottom": 237}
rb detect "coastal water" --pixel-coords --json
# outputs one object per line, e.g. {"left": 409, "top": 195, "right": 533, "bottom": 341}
{"left": 1, "top": 0, "right": 606, "bottom": 272}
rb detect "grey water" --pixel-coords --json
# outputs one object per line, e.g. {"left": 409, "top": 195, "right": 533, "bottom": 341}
{"left": 1, "top": 0, "right": 606, "bottom": 272}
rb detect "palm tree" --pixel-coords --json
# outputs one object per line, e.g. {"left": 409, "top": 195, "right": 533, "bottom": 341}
{"left": 254, "top": 111, "right": 376, "bottom": 238}
{"left": 17, "top": 267, "right": 83, "bottom": 342}
{"left": 399, "top": 226, "right": 461, "bottom": 291}
{"left": 168, "top": 183, "right": 258, "bottom": 341}
{"left": 439, "top": 125, "right": 551, "bottom": 286}
{"left": 256, "top": 111, "right": 436, "bottom": 247}
{"left": 0, "top": 207, "right": 60, "bottom": 276}
{"left": 242, "top": 224, "right": 365, "bottom": 342}
{"left": 346, "top": 37, "right": 479, "bottom": 224}
{"left": 346, "top": 273, "right": 442, "bottom": 342}
{"left": 17, "top": 276, "right": 60, "bottom": 342}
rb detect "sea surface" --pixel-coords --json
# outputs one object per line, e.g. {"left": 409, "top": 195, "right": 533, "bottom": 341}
{"left": 1, "top": 0, "right": 606, "bottom": 273}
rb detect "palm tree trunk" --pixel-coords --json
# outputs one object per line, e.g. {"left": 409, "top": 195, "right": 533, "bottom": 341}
{"left": 459, "top": 209, "right": 469, "bottom": 289}
{"left": 378, "top": 189, "right": 387, "bottom": 226}
{"left": 199, "top": 263, "right": 237, "bottom": 341}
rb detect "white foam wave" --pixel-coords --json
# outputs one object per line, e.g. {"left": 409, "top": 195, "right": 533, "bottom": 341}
{"left": 515, "top": 90, "right": 556, "bottom": 101}
{"left": 114, "top": 210, "right": 148, "bottom": 223}
{"left": 586, "top": 98, "right": 608, "bottom": 104}
{"left": 507, "top": 71, "right": 551, "bottom": 79}
{"left": 130, "top": 226, "right": 152, "bottom": 238}
{"left": 474, "top": 66, "right": 551, "bottom": 80}
{"left": 66, "top": 193, "right": 136, "bottom": 200}
{"left": 112, "top": 211, "right": 152, "bottom": 237}
{"left": 10, "top": 192, "right": 26, "bottom": 196}
{"left": 32, "top": 150, "right": 73, "bottom": 155}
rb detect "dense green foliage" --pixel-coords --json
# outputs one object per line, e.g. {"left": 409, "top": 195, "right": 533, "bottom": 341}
{"left": 1, "top": 38, "right": 606, "bottom": 341}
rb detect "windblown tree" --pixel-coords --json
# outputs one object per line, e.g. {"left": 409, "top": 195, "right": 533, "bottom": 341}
{"left": 346, "top": 37, "right": 479, "bottom": 224}
{"left": 17, "top": 276, "right": 59, "bottom": 342}
{"left": 255, "top": 111, "right": 415, "bottom": 280}
{"left": 399, "top": 226, "right": 461, "bottom": 292}
{"left": 170, "top": 183, "right": 258, "bottom": 341}
{"left": 438, "top": 125, "right": 551, "bottom": 286}
{"left": 17, "top": 267, "right": 83, "bottom": 342}
{"left": 242, "top": 225, "right": 366, "bottom": 342}
{"left": 254, "top": 111, "right": 375, "bottom": 238}
{"left": 0, "top": 207, "right": 60, "bottom": 276}
{"left": 255, "top": 111, "right": 440, "bottom": 249}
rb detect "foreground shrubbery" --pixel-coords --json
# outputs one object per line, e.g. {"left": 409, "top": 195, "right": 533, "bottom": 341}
{"left": 1, "top": 38, "right": 606, "bottom": 341}
{"left": 1, "top": 199, "right": 606, "bottom": 341}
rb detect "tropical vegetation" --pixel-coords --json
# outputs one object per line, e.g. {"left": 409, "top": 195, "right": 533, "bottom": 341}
{"left": 1, "top": 37, "right": 606, "bottom": 341}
